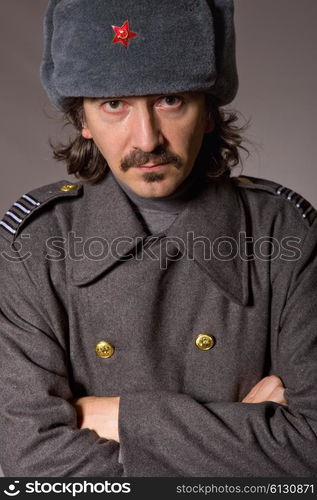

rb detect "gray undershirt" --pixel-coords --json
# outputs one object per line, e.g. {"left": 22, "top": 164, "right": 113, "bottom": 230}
{"left": 113, "top": 170, "right": 200, "bottom": 234}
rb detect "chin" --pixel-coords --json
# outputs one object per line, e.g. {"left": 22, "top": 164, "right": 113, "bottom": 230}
{"left": 137, "top": 178, "right": 178, "bottom": 198}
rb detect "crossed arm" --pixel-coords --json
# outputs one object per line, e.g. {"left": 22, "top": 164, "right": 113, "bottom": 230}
{"left": 73, "top": 375, "right": 287, "bottom": 443}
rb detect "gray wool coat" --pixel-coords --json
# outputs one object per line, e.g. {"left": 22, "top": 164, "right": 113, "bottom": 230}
{"left": 0, "top": 172, "right": 316, "bottom": 477}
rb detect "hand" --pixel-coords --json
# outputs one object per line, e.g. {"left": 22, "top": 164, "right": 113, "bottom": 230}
{"left": 72, "top": 396, "right": 120, "bottom": 442}
{"left": 242, "top": 375, "right": 287, "bottom": 406}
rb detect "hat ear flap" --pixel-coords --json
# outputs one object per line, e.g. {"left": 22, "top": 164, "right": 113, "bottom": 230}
{"left": 40, "top": 0, "right": 63, "bottom": 109}
{"left": 207, "top": 0, "right": 238, "bottom": 105}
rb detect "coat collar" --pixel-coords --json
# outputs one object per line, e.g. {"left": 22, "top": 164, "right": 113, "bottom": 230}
{"left": 70, "top": 172, "right": 249, "bottom": 306}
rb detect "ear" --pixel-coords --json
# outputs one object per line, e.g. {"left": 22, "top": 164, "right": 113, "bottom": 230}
{"left": 81, "top": 122, "right": 93, "bottom": 139}
{"left": 205, "top": 114, "right": 215, "bottom": 134}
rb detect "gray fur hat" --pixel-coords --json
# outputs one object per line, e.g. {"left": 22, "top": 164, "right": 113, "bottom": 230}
{"left": 40, "top": 0, "right": 238, "bottom": 110}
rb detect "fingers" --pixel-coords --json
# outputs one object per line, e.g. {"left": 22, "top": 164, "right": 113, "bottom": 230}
{"left": 242, "top": 375, "right": 287, "bottom": 406}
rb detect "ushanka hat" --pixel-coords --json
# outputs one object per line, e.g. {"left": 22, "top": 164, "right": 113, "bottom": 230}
{"left": 40, "top": 0, "right": 238, "bottom": 110}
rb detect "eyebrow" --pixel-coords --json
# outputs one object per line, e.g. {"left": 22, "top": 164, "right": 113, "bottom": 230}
{"left": 88, "top": 92, "right": 189, "bottom": 102}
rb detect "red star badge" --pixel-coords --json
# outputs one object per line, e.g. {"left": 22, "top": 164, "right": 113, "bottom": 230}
{"left": 112, "top": 20, "right": 138, "bottom": 48}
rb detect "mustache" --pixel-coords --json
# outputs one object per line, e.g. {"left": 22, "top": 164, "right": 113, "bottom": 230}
{"left": 120, "top": 146, "right": 182, "bottom": 172}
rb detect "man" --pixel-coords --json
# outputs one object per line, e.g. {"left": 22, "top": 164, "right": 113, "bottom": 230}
{"left": 0, "top": 0, "right": 316, "bottom": 477}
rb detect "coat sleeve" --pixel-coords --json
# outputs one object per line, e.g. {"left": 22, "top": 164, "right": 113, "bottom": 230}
{"left": 0, "top": 237, "right": 123, "bottom": 477}
{"left": 118, "top": 218, "right": 317, "bottom": 477}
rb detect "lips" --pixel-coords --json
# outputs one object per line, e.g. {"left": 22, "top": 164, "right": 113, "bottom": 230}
{"left": 134, "top": 162, "right": 169, "bottom": 171}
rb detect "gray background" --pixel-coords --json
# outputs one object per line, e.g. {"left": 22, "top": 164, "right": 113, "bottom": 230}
{"left": 0, "top": 0, "right": 316, "bottom": 478}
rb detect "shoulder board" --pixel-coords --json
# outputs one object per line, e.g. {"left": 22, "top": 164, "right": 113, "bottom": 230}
{"left": 233, "top": 175, "right": 317, "bottom": 227}
{"left": 0, "top": 180, "right": 82, "bottom": 243}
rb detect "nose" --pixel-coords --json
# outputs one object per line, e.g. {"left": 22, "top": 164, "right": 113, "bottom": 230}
{"left": 130, "top": 104, "right": 164, "bottom": 152}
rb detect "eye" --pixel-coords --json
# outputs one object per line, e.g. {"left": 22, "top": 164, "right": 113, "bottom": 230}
{"left": 102, "top": 100, "right": 125, "bottom": 112}
{"left": 156, "top": 95, "right": 183, "bottom": 109}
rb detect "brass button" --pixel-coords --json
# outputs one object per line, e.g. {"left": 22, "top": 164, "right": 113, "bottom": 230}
{"left": 59, "top": 183, "right": 77, "bottom": 192}
{"left": 95, "top": 341, "right": 115, "bottom": 359}
{"left": 195, "top": 334, "right": 215, "bottom": 351}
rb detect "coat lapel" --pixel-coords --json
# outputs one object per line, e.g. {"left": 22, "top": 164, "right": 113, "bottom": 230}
{"left": 70, "top": 173, "right": 147, "bottom": 285}
{"left": 165, "top": 177, "right": 249, "bottom": 306}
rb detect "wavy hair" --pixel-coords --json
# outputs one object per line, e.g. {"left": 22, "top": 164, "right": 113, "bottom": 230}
{"left": 51, "top": 96, "right": 249, "bottom": 183}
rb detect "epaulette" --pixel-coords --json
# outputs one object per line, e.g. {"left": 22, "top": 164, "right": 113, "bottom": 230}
{"left": 0, "top": 180, "right": 82, "bottom": 243}
{"left": 233, "top": 175, "right": 317, "bottom": 227}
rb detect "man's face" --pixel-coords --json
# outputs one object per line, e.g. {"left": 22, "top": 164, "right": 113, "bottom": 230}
{"left": 82, "top": 92, "right": 213, "bottom": 197}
